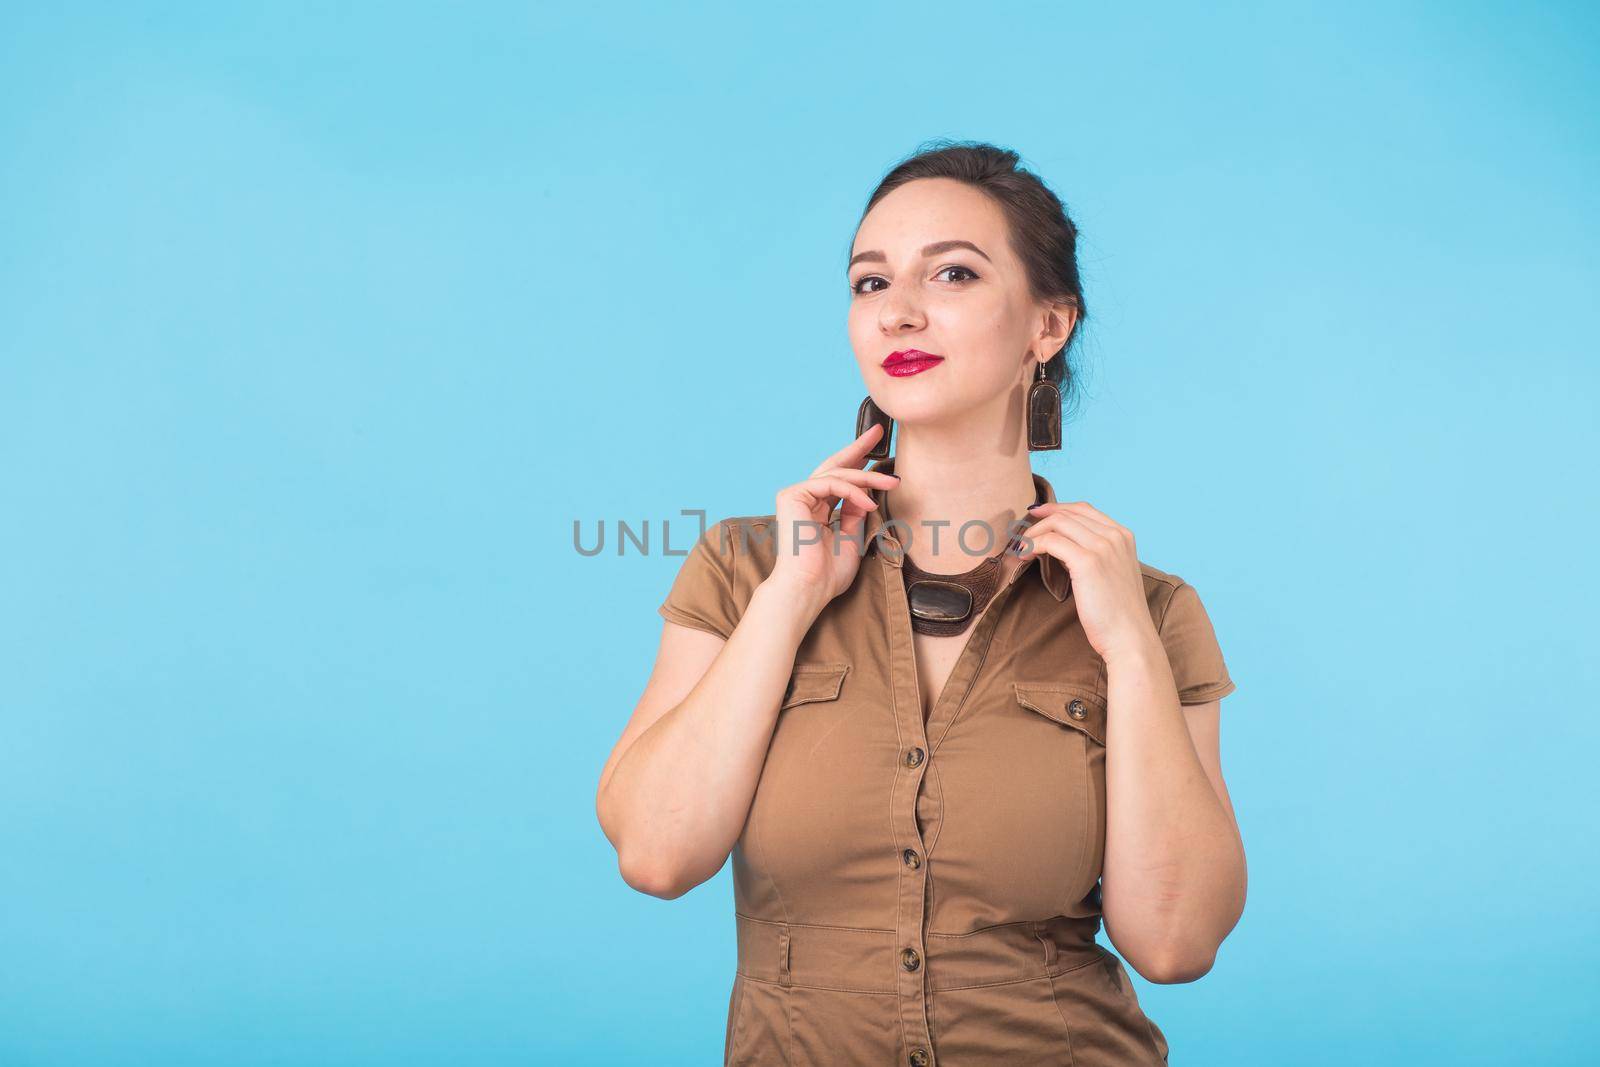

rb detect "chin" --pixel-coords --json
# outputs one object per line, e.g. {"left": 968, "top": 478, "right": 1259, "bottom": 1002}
{"left": 878, "top": 395, "right": 972, "bottom": 426}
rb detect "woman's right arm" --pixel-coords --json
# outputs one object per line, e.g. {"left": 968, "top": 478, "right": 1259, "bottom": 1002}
{"left": 594, "top": 572, "right": 830, "bottom": 898}
{"left": 594, "top": 424, "right": 897, "bottom": 898}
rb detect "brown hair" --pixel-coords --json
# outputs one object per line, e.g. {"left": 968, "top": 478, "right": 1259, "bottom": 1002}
{"left": 853, "top": 139, "right": 1089, "bottom": 422}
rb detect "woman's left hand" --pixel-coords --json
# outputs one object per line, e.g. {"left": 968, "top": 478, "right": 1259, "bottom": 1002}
{"left": 1017, "top": 501, "right": 1158, "bottom": 662}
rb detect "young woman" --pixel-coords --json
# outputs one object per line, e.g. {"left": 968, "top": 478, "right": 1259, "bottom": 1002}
{"left": 596, "top": 141, "right": 1245, "bottom": 1066}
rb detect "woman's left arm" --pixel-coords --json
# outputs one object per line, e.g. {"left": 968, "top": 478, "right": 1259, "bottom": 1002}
{"left": 1097, "top": 647, "right": 1246, "bottom": 983}
{"left": 1021, "top": 502, "right": 1247, "bottom": 984}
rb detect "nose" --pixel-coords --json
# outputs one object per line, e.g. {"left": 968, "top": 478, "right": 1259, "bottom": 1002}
{"left": 878, "top": 288, "right": 926, "bottom": 333}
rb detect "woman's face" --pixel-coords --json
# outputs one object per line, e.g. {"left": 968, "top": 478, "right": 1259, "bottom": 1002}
{"left": 846, "top": 177, "right": 1070, "bottom": 440}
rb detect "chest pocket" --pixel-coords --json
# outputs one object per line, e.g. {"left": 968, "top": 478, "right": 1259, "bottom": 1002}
{"left": 745, "top": 662, "right": 859, "bottom": 894}
{"left": 1012, "top": 680, "right": 1107, "bottom": 746}
{"left": 780, "top": 662, "right": 849, "bottom": 711}
{"left": 1013, "top": 679, "right": 1109, "bottom": 908}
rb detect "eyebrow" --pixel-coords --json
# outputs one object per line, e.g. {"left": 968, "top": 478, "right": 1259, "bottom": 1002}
{"left": 847, "top": 239, "right": 993, "bottom": 271}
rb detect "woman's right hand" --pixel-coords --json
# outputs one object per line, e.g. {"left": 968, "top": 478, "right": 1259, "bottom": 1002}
{"left": 766, "top": 423, "right": 901, "bottom": 610}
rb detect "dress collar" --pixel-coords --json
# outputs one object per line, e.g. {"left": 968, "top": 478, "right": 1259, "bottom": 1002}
{"left": 860, "top": 455, "right": 1071, "bottom": 603}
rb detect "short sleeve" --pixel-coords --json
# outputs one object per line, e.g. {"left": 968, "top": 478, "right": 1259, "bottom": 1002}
{"left": 657, "top": 520, "right": 741, "bottom": 640}
{"left": 1157, "top": 581, "right": 1237, "bottom": 705}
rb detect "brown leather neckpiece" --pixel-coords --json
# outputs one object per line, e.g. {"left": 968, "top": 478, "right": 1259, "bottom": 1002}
{"left": 884, "top": 488, "right": 1044, "bottom": 637}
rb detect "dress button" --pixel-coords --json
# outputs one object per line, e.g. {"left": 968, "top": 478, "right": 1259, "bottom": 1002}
{"left": 902, "top": 848, "right": 921, "bottom": 869}
{"left": 909, "top": 1049, "right": 931, "bottom": 1066}
{"left": 1067, "top": 698, "right": 1087, "bottom": 720}
{"left": 901, "top": 947, "right": 921, "bottom": 971}
{"left": 904, "top": 747, "right": 925, "bottom": 768}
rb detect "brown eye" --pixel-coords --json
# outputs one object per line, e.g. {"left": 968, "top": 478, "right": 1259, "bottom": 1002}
{"left": 851, "top": 276, "right": 887, "bottom": 295}
{"left": 937, "top": 265, "right": 978, "bottom": 283}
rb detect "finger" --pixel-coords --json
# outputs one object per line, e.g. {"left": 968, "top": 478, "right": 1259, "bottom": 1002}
{"left": 817, "top": 422, "right": 891, "bottom": 473}
{"left": 1022, "top": 513, "right": 1113, "bottom": 554}
{"left": 1027, "top": 505, "right": 1121, "bottom": 543}
{"left": 1063, "top": 504, "right": 1134, "bottom": 549}
{"left": 787, "top": 476, "right": 878, "bottom": 516}
{"left": 1036, "top": 495, "right": 1126, "bottom": 537}
{"left": 837, "top": 505, "right": 868, "bottom": 555}
{"left": 835, "top": 490, "right": 874, "bottom": 526}
{"left": 807, "top": 464, "right": 902, "bottom": 489}
{"left": 1018, "top": 529, "right": 1089, "bottom": 567}
{"left": 1024, "top": 502, "right": 1113, "bottom": 531}
{"left": 836, "top": 489, "right": 874, "bottom": 519}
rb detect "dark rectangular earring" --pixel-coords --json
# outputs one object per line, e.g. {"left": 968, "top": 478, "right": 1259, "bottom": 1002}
{"left": 857, "top": 395, "right": 893, "bottom": 459}
{"left": 1027, "top": 363, "right": 1062, "bottom": 451}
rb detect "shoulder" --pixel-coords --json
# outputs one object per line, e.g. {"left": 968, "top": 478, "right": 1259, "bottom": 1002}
{"left": 1135, "top": 560, "right": 1235, "bottom": 703}
{"left": 1136, "top": 560, "right": 1207, "bottom": 630}
{"left": 704, "top": 513, "right": 778, "bottom": 553}
{"left": 658, "top": 513, "right": 782, "bottom": 639}
{"left": 700, "top": 512, "right": 781, "bottom": 582}
{"left": 1138, "top": 559, "right": 1185, "bottom": 590}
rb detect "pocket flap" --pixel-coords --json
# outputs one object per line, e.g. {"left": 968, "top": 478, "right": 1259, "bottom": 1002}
{"left": 1013, "top": 681, "right": 1107, "bottom": 745}
{"left": 781, "top": 663, "right": 849, "bottom": 710}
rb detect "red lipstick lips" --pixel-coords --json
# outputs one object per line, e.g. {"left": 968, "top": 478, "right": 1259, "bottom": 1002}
{"left": 882, "top": 349, "right": 944, "bottom": 377}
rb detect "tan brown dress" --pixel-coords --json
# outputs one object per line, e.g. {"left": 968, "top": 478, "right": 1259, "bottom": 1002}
{"left": 657, "top": 458, "right": 1237, "bottom": 1066}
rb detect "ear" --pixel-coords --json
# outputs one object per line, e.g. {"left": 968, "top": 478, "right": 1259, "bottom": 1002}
{"left": 1036, "top": 300, "right": 1079, "bottom": 357}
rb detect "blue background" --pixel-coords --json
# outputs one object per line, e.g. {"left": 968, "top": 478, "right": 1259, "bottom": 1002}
{"left": 2, "top": 3, "right": 1596, "bottom": 1064}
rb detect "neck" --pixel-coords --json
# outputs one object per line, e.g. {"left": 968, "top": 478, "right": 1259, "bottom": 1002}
{"left": 885, "top": 421, "right": 1039, "bottom": 573}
